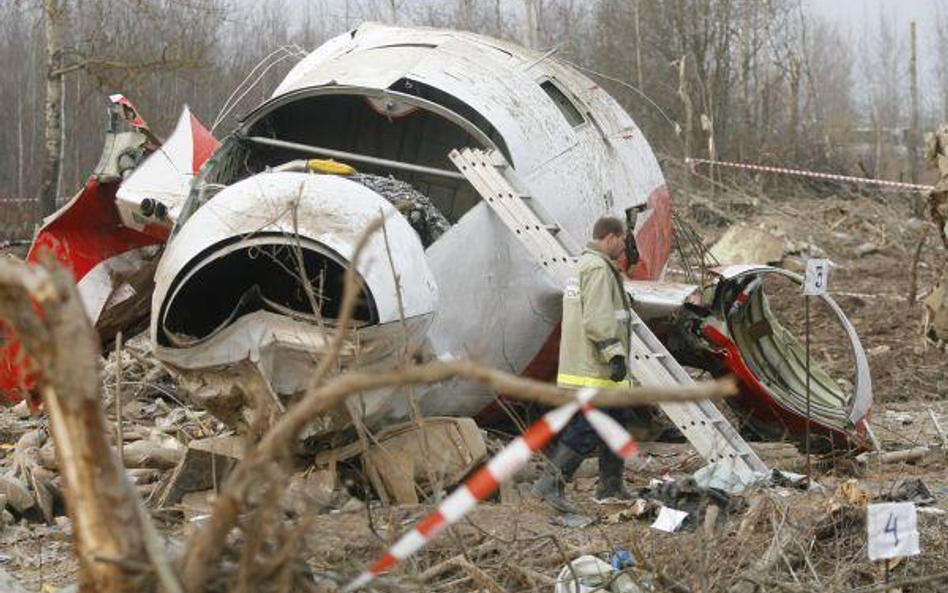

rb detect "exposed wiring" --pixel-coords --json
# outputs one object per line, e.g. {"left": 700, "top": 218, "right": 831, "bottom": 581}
{"left": 212, "top": 44, "right": 309, "bottom": 132}
{"left": 557, "top": 56, "right": 682, "bottom": 136}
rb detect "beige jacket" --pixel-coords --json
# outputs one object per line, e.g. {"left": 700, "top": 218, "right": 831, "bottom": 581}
{"left": 556, "top": 246, "right": 633, "bottom": 389}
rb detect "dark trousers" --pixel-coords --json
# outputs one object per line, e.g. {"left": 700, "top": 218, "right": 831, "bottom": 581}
{"left": 559, "top": 408, "right": 627, "bottom": 456}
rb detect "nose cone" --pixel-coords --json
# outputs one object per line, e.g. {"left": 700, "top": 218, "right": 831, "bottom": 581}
{"left": 151, "top": 172, "right": 438, "bottom": 432}
{"left": 154, "top": 172, "right": 437, "bottom": 341}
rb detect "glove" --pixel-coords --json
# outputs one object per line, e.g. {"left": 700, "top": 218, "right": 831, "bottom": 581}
{"left": 608, "top": 355, "right": 627, "bottom": 382}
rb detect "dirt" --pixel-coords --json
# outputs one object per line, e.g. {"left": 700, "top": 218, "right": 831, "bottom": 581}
{"left": 3, "top": 173, "right": 948, "bottom": 591}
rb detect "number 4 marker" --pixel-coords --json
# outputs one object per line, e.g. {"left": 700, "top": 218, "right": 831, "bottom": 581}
{"left": 868, "top": 502, "right": 919, "bottom": 561}
{"left": 884, "top": 513, "right": 899, "bottom": 546}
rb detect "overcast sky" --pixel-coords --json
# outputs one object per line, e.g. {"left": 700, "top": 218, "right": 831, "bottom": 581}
{"left": 807, "top": 0, "right": 942, "bottom": 111}
{"left": 807, "top": 0, "right": 939, "bottom": 52}
{"left": 276, "top": 0, "right": 945, "bottom": 109}
{"left": 806, "top": 0, "right": 938, "bottom": 28}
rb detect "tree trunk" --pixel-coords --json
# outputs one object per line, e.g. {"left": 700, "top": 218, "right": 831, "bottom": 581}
{"left": 738, "top": 23, "right": 749, "bottom": 162}
{"left": 874, "top": 113, "right": 884, "bottom": 179}
{"left": 17, "top": 87, "right": 24, "bottom": 202}
{"left": 522, "top": 0, "right": 539, "bottom": 49}
{"left": 789, "top": 54, "right": 801, "bottom": 162}
{"left": 37, "top": 0, "right": 65, "bottom": 218}
{"left": 678, "top": 56, "right": 694, "bottom": 187}
{"left": 910, "top": 21, "right": 920, "bottom": 184}
{"left": 633, "top": 0, "right": 643, "bottom": 90}
{"left": 0, "top": 259, "right": 157, "bottom": 593}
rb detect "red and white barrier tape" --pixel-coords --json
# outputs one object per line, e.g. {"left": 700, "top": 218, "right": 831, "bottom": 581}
{"left": 343, "top": 387, "right": 638, "bottom": 591}
{"left": 579, "top": 400, "right": 639, "bottom": 459}
{"left": 685, "top": 157, "right": 935, "bottom": 193}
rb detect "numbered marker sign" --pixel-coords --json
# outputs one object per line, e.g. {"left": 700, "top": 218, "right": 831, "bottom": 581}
{"left": 867, "top": 502, "right": 920, "bottom": 561}
{"left": 803, "top": 258, "right": 831, "bottom": 296}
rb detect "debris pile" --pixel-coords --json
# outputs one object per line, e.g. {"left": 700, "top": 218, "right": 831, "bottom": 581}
{"left": 2, "top": 152, "right": 948, "bottom": 593}
{"left": 351, "top": 173, "right": 451, "bottom": 246}
{"left": 0, "top": 335, "right": 231, "bottom": 523}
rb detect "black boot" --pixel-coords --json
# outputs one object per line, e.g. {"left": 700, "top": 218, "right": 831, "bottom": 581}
{"left": 595, "top": 448, "right": 634, "bottom": 502}
{"left": 533, "top": 443, "right": 584, "bottom": 514}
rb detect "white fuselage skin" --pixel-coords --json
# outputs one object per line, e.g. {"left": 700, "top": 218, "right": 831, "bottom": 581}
{"left": 152, "top": 23, "right": 671, "bottom": 429}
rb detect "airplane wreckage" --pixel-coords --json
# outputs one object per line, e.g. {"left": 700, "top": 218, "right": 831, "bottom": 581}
{"left": 0, "top": 23, "right": 873, "bottom": 472}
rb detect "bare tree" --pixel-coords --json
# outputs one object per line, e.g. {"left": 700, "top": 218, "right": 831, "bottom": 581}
{"left": 522, "top": 0, "right": 540, "bottom": 49}
{"left": 935, "top": 5, "right": 948, "bottom": 123}
{"left": 862, "top": 8, "right": 905, "bottom": 179}
{"left": 36, "top": 0, "right": 65, "bottom": 218}
{"left": 32, "top": 0, "right": 225, "bottom": 218}
{"left": 910, "top": 20, "right": 920, "bottom": 184}
{"left": 0, "top": 0, "right": 939, "bottom": 214}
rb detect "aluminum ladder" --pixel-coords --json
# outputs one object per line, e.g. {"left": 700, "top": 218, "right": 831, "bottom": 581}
{"left": 448, "top": 147, "right": 767, "bottom": 473}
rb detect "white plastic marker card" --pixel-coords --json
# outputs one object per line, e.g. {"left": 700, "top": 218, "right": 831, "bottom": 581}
{"left": 650, "top": 506, "right": 688, "bottom": 533}
{"left": 867, "top": 502, "right": 920, "bottom": 561}
{"left": 803, "top": 258, "right": 831, "bottom": 296}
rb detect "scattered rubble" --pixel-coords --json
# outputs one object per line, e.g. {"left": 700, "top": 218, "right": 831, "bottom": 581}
{"left": 688, "top": 198, "right": 732, "bottom": 227}
{"left": 4, "top": 96, "right": 948, "bottom": 593}
{"left": 708, "top": 224, "right": 787, "bottom": 265}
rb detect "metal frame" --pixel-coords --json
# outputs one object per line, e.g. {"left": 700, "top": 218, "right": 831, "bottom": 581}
{"left": 450, "top": 147, "right": 767, "bottom": 473}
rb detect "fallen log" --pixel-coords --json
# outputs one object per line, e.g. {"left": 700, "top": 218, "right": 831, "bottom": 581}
{"left": 856, "top": 446, "right": 931, "bottom": 467}
{"left": 122, "top": 440, "right": 184, "bottom": 470}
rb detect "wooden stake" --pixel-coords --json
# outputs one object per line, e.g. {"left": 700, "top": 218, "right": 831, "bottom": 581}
{"left": 805, "top": 295, "right": 812, "bottom": 479}
{"left": 115, "top": 331, "right": 124, "bottom": 467}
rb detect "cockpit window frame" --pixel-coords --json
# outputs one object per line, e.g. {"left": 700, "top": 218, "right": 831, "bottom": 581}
{"left": 538, "top": 77, "right": 588, "bottom": 130}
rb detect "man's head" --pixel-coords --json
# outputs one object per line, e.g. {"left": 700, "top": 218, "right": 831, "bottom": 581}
{"left": 592, "top": 216, "right": 627, "bottom": 259}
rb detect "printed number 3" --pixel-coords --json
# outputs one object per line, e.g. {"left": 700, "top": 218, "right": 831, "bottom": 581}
{"left": 885, "top": 513, "right": 900, "bottom": 546}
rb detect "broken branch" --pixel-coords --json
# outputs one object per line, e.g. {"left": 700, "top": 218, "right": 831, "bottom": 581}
{"left": 0, "top": 257, "right": 180, "bottom": 593}
{"left": 180, "top": 357, "right": 735, "bottom": 591}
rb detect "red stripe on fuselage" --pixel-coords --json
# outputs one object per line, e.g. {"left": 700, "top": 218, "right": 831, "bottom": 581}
{"left": 627, "top": 185, "right": 672, "bottom": 281}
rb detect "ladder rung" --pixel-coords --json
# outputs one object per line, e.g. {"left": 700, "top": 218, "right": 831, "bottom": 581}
{"left": 449, "top": 146, "right": 767, "bottom": 475}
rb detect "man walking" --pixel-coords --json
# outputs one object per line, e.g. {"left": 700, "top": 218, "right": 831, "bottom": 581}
{"left": 534, "top": 216, "right": 635, "bottom": 513}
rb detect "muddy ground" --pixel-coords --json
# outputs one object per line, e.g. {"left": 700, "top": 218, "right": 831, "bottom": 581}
{"left": 2, "top": 170, "right": 948, "bottom": 592}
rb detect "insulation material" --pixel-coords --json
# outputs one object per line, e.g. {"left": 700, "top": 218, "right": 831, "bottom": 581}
{"left": 924, "top": 282, "right": 948, "bottom": 341}
{"left": 925, "top": 126, "right": 948, "bottom": 249}
{"left": 351, "top": 173, "right": 451, "bottom": 246}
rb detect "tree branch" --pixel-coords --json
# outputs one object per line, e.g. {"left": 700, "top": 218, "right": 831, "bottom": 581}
{"left": 0, "top": 256, "right": 180, "bottom": 593}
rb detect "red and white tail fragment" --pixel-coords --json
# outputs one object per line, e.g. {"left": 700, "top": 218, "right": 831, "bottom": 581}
{"left": 344, "top": 387, "right": 638, "bottom": 591}
{"left": 115, "top": 105, "right": 218, "bottom": 236}
{"left": 0, "top": 97, "right": 217, "bottom": 405}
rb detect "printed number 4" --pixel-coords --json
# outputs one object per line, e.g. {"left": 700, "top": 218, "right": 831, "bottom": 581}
{"left": 885, "top": 513, "right": 900, "bottom": 546}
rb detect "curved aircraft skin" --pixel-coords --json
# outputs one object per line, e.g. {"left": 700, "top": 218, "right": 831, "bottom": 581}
{"left": 2, "top": 23, "right": 870, "bottom": 452}
{"left": 154, "top": 22, "right": 672, "bottom": 428}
